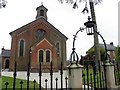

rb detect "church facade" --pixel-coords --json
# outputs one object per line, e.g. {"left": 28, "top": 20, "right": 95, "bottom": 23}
{"left": 9, "top": 5, "right": 68, "bottom": 72}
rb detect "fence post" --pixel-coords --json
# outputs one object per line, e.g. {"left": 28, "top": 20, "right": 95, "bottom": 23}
{"left": 104, "top": 61, "right": 116, "bottom": 89}
{"left": 67, "top": 61, "right": 83, "bottom": 89}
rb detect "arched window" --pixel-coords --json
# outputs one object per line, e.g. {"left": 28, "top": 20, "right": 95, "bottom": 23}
{"left": 56, "top": 42, "right": 60, "bottom": 57}
{"left": 46, "top": 50, "right": 50, "bottom": 62}
{"left": 40, "top": 10, "right": 44, "bottom": 16}
{"left": 19, "top": 40, "right": 25, "bottom": 56}
{"left": 39, "top": 50, "right": 43, "bottom": 63}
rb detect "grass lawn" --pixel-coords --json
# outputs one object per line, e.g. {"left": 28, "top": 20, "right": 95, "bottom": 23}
{"left": 82, "top": 68, "right": 104, "bottom": 88}
{"left": 2, "top": 76, "right": 40, "bottom": 89}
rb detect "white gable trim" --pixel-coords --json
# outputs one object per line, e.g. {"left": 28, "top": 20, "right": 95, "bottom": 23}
{"left": 36, "top": 38, "right": 53, "bottom": 47}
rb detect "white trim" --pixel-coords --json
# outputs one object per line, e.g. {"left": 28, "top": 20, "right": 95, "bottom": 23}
{"left": 17, "top": 29, "right": 28, "bottom": 37}
{"left": 36, "top": 38, "right": 53, "bottom": 47}
{"left": 37, "top": 49, "right": 52, "bottom": 64}
{"left": 37, "top": 49, "right": 44, "bottom": 63}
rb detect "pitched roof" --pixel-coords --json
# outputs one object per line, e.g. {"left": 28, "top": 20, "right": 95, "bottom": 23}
{"left": 9, "top": 17, "right": 68, "bottom": 40}
{"left": 1, "top": 49, "right": 10, "bottom": 57}
{"left": 31, "top": 35, "right": 55, "bottom": 49}
{"left": 99, "top": 43, "right": 116, "bottom": 51}
{"left": 36, "top": 5, "right": 48, "bottom": 11}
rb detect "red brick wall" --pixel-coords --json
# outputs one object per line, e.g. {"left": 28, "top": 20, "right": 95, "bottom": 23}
{"left": 9, "top": 19, "right": 66, "bottom": 72}
{"left": 31, "top": 39, "right": 57, "bottom": 71}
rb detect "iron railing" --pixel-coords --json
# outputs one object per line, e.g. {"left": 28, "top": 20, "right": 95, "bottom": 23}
{"left": 114, "top": 61, "right": 120, "bottom": 85}
{"left": 3, "top": 60, "right": 120, "bottom": 89}
{"left": 3, "top": 61, "right": 68, "bottom": 90}
{"left": 82, "top": 61, "right": 107, "bottom": 90}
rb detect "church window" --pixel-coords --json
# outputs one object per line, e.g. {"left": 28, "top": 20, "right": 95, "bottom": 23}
{"left": 40, "top": 10, "right": 44, "bottom": 16}
{"left": 56, "top": 42, "right": 60, "bottom": 57}
{"left": 39, "top": 50, "right": 43, "bottom": 63}
{"left": 46, "top": 50, "right": 51, "bottom": 62}
{"left": 38, "top": 49, "right": 52, "bottom": 63}
{"left": 35, "top": 29, "right": 46, "bottom": 39}
{"left": 19, "top": 40, "right": 25, "bottom": 56}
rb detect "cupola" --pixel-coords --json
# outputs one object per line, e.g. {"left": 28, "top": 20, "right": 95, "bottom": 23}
{"left": 36, "top": 4, "right": 48, "bottom": 20}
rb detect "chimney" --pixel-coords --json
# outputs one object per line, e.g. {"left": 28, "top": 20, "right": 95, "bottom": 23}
{"left": 2, "top": 46, "right": 4, "bottom": 50}
{"left": 110, "top": 42, "right": 113, "bottom": 46}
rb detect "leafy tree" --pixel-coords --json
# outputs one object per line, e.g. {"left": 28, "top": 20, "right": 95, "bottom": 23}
{"left": 115, "top": 46, "right": 120, "bottom": 61}
{"left": 87, "top": 47, "right": 105, "bottom": 61}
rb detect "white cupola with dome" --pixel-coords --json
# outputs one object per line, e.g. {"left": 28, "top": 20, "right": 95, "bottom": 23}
{"left": 36, "top": 4, "right": 48, "bottom": 20}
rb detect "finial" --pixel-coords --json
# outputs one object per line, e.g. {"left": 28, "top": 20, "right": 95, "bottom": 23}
{"left": 88, "top": 16, "right": 91, "bottom": 21}
{"left": 41, "top": 2, "right": 43, "bottom": 5}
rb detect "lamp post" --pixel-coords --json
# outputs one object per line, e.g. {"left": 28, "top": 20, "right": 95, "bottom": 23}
{"left": 27, "top": 48, "right": 32, "bottom": 90}
{"left": 58, "top": 0, "right": 101, "bottom": 67}
{"left": 68, "top": 14, "right": 109, "bottom": 89}
{"left": 84, "top": 16, "right": 108, "bottom": 62}
{"left": 89, "top": 0, "right": 101, "bottom": 67}
{"left": 13, "top": 60, "right": 17, "bottom": 90}
{"left": 82, "top": 16, "right": 107, "bottom": 89}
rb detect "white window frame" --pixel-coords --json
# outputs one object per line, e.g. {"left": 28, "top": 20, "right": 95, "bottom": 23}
{"left": 38, "top": 49, "right": 44, "bottom": 63}
{"left": 37, "top": 49, "right": 52, "bottom": 64}
{"left": 55, "top": 41, "right": 61, "bottom": 57}
{"left": 18, "top": 39, "right": 25, "bottom": 57}
{"left": 45, "top": 49, "right": 52, "bottom": 63}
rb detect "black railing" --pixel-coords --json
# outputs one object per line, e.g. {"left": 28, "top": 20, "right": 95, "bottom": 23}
{"left": 114, "top": 61, "right": 120, "bottom": 85}
{"left": 82, "top": 61, "right": 107, "bottom": 90}
{"left": 4, "top": 59, "right": 119, "bottom": 89}
{"left": 3, "top": 61, "right": 68, "bottom": 90}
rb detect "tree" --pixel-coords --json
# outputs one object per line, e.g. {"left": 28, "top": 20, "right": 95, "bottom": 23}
{"left": 0, "top": 0, "right": 7, "bottom": 8}
{"left": 115, "top": 46, "right": 120, "bottom": 61}
{"left": 87, "top": 47, "right": 105, "bottom": 61}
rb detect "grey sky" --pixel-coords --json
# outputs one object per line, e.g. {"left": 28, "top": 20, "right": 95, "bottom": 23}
{"left": 118, "top": 1, "right": 120, "bottom": 46}
{"left": 0, "top": 0, "right": 119, "bottom": 59}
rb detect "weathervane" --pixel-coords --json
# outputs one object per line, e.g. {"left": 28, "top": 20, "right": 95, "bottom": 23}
{"left": 0, "top": 0, "right": 7, "bottom": 8}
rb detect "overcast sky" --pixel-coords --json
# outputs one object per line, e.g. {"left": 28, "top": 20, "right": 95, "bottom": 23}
{"left": 0, "top": 0, "right": 119, "bottom": 59}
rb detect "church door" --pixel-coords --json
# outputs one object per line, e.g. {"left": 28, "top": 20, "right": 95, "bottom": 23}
{"left": 5, "top": 59, "right": 9, "bottom": 69}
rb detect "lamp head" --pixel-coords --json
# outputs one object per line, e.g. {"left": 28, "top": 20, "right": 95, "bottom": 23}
{"left": 84, "top": 16, "right": 96, "bottom": 35}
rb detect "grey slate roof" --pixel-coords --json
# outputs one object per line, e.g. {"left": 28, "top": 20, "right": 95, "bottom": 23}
{"left": 99, "top": 43, "right": 116, "bottom": 51}
{"left": 1, "top": 49, "right": 10, "bottom": 57}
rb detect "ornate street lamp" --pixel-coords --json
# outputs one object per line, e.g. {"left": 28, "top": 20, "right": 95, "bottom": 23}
{"left": 85, "top": 16, "right": 108, "bottom": 89}
{"left": 0, "top": 0, "right": 7, "bottom": 8}
{"left": 84, "top": 16, "right": 95, "bottom": 35}
{"left": 70, "top": 16, "right": 108, "bottom": 64}
{"left": 69, "top": 16, "right": 108, "bottom": 89}
{"left": 58, "top": 0, "right": 101, "bottom": 66}
{"left": 84, "top": 16, "right": 108, "bottom": 61}
{"left": 83, "top": 16, "right": 108, "bottom": 89}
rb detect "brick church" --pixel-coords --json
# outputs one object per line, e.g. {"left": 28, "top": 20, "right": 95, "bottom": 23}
{"left": 6, "top": 4, "right": 68, "bottom": 72}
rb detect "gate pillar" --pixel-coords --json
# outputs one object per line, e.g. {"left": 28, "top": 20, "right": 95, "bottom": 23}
{"left": 67, "top": 61, "right": 83, "bottom": 89}
{"left": 104, "top": 61, "right": 116, "bottom": 89}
